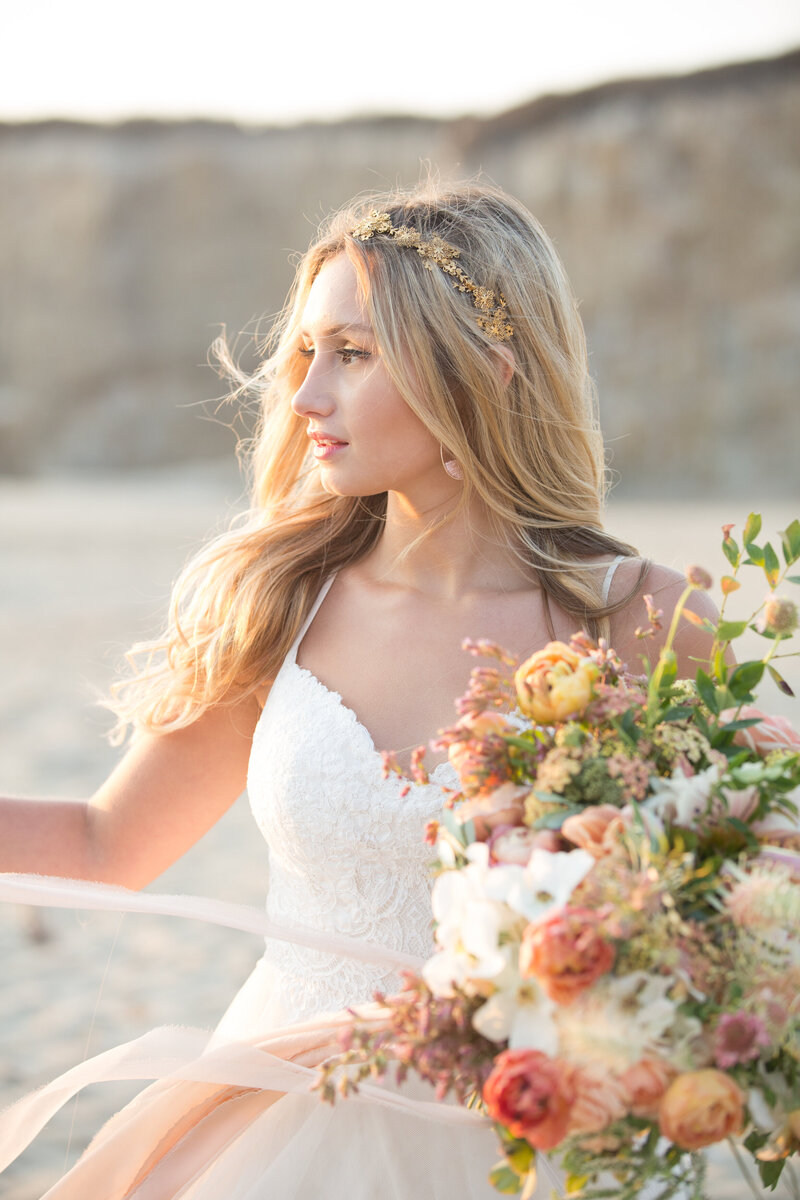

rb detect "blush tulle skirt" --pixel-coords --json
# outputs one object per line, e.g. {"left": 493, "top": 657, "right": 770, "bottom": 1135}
{"left": 0, "top": 874, "right": 565, "bottom": 1199}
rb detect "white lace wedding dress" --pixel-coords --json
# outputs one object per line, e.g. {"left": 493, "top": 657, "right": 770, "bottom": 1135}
{"left": 0, "top": 578, "right": 563, "bottom": 1199}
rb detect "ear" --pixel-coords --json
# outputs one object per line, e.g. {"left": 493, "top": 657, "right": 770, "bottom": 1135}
{"left": 491, "top": 344, "right": 515, "bottom": 388}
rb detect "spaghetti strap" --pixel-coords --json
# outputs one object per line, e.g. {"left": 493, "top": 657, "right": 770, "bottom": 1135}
{"left": 601, "top": 555, "right": 626, "bottom": 605}
{"left": 288, "top": 575, "right": 336, "bottom": 660}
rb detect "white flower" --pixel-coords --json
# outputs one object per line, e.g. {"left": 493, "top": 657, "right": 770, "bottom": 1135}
{"left": 423, "top": 846, "right": 518, "bottom": 995}
{"left": 644, "top": 765, "right": 719, "bottom": 827}
{"left": 556, "top": 972, "right": 694, "bottom": 1070}
{"left": 484, "top": 847, "right": 595, "bottom": 925}
{"left": 471, "top": 956, "right": 558, "bottom": 1054}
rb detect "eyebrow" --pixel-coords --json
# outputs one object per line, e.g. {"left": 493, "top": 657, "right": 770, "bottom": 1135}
{"left": 298, "top": 322, "right": 374, "bottom": 338}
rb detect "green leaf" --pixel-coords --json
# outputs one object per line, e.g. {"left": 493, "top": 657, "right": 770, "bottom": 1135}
{"left": 745, "top": 545, "right": 766, "bottom": 568}
{"left": 716, "top": 619, "right": 749, "bottom": 642}
{"left": 488, "top": 1164, "right": 523, "bottom": 1194}
{"left": 787, "top": 575, "right": 800, "bottom": 586}
{"left": 744, "top": 1128, "right": 770, "bottom": 1153}
{"left": 767, "top": 663, "right": 795, "bottom": 697}
{"left": 713, "top": 647, "right": 728, "bottom": 683}
{"left": 695, "top": 669, "right": 719, "bottom": 714}
{"left": 781, "top": 518, "right": 800, "bottom": 565}
{"left": 728, "top": 661, "right": 765, "bottom": 697}
{"left": 763, "top": 541, "right": 781, "bottom": 587}
{"left": 660, "top": 705, "right": 698, "bottom": 722}
{"left": 744, "top": 512, "right": 762, "bottom": 545}
{"left": 720, "top": 717, "right": 763, "bottom": 731}
{"left": 506, "top": 1142, "right": 535, "bottom": 1174}
{"left": 758, "top": 1158, "right": 786, "bottom": 1189}
{"left": 441, "top": 806, "right": 469, "bottom": 847}
{"left": 722, "top": 535, "right": 740, "bottom": 568}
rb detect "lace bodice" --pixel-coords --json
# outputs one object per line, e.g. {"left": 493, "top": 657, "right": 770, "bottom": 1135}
{"left": 246, "top": 578, "right": 453, "bottom": 1023}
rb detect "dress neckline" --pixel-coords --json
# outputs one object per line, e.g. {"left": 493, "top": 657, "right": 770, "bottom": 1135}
{"left": 286, "top": 574, "right": 452, "bottom": 782}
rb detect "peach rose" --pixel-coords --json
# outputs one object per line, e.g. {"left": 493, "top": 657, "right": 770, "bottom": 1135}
{"left": 482, "top": 1049, "right": 574, "bottom": 1151}
{"left": 561, "top": 804, "right": 622, "bottom": 859}
{"left": 658, "top": 1069, "right": 745, "bottom": 1150}
{"left": 568, "top": 1063, "right": 629, "bottom": 1134}
{"left": 456, "top": 782, "right": 529, "bottom": 840}
{"left": 515, "top": 642, "right": 599, "bottom": 725}
{"left": 619, "top": 1056, "right": 676, "bottom": 1117}
{"left": 487, "top": 824, "right": 552, "bottom": 864}
{"left": 720, "top": 706, "right": 800, "bottom": 757}
{"left": 519, "top": 907, "right": 615, "bottom": 1004}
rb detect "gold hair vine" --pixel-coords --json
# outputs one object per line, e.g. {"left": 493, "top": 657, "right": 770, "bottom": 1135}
{"left": 349, "top": 210, "right": 513, "bottom": 342}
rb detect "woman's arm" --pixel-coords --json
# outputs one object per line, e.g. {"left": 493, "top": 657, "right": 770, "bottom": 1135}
{"left": 0, "top": 693, "right": 262, "bottom": 890}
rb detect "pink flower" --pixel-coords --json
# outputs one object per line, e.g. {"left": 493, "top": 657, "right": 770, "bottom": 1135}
{"left": 712, "top": 1011, "right": 770, "bottom": 1068}
{"left": 719, "top": 707, "right": 800, "bottom": 757}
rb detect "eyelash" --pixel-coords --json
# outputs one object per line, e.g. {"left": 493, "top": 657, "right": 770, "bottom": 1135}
{"left": 297, "top": 347, "right": 370, "bottom": 365}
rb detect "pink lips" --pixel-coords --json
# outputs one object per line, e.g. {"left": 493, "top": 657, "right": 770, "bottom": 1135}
{"left": 309, "top": 430, "right": 348, "bottom": 461}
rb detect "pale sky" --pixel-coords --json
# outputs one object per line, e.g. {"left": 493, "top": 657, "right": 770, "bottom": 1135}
{"left": 4, "top": 0, "right": 799, "bottom": 126}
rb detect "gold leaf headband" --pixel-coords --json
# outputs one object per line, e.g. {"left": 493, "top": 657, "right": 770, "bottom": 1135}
{"left": 349, "top": 210, "right": 513, "bottom": 342}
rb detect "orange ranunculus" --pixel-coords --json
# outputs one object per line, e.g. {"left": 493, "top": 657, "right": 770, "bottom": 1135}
{"left": 515, "top": 642, "right": 598, "bottom": 725}
{"left": 518, "top": 907, "right": 615, "bottom": 1004}
{"left": 658, "top": 1070, "right": 745, "bottom": 1150}
{"left": 482, "top": 1049, "right": 574, "bottom": 1151}
{"left": 560, "top": 804, "right": 622, "bottom": 859}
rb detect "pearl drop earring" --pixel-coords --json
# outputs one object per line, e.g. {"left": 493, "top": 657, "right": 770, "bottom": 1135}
{"left": 443, "top": 458, "right": 463, "bottom": 480}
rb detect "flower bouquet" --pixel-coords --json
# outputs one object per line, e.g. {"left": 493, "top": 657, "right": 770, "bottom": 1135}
{"left": 318, "top": 516, "right": 800, "bottom": 1199}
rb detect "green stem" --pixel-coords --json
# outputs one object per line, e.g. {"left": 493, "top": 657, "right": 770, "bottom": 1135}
{"left": 784, "top": 1158, "right": 800, "bottom": 1200}
{"left": 727, "top": 1139, "right": 765, "bottom": 1200}
{"left": 648, "top": 584, "right": 694, "bottom": 714}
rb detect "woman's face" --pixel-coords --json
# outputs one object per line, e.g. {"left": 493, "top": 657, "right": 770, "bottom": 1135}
{"left": 291, "top": 254, "right": 447, "bottom": 500}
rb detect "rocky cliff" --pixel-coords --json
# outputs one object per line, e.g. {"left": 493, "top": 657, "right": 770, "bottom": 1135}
{"left": 1, "top": 50, "right": 798, "bottom": 494}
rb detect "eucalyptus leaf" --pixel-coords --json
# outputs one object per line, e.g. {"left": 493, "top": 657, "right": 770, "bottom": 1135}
{"left": 716, "top": 619, "right": 748, "bottom": 642}
{"left": 722, "top": 536, "right": 740, "bottom": 568}
{"left": 728, "top": 661, "right": 765, "bottom": 696}
{"left": 763, "top": 541, "right": 781, "bottom": 587}
{"left": 743, "top": 512, "right": 762, "bottom": 545}
{"left": 780, "top": 518, "right": 800, "bottom": 565}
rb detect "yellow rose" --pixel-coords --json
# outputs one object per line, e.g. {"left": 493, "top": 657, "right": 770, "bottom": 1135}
{"left": 515, "top": 642, "right": 598, "bottom": 724}
{"left": 658, "top": 1070, "right": 745, "bottom": 1150}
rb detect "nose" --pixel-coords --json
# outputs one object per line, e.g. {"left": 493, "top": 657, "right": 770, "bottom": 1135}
{"left": 291, "top": 357, "right": 335, "bottom": 420}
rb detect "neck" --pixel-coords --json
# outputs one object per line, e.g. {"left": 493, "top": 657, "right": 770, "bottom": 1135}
{"left": 363, "top": 488, "right": 531, "bottom": 598}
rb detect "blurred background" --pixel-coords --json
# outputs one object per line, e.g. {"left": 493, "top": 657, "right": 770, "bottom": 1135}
{"left": 1, "top": 2, "right": 799, "bottom": 1194}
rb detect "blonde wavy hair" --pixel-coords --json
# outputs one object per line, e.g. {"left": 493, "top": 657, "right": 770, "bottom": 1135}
{"left": 110, "top": 179, "right": 642, "bottom": 740}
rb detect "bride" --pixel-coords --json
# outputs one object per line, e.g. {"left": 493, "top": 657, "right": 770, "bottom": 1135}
{"left": 0, "top": 180, "right": 715, "bottom": 1198}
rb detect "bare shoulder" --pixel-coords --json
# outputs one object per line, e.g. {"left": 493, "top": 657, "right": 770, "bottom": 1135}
{"left": 606, "top": 558, "right": 719, "bottom": 678}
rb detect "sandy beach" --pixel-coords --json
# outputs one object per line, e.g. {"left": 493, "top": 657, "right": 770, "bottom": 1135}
{"left": 1, "top": 470, "right": 797, "bottom": 1198}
